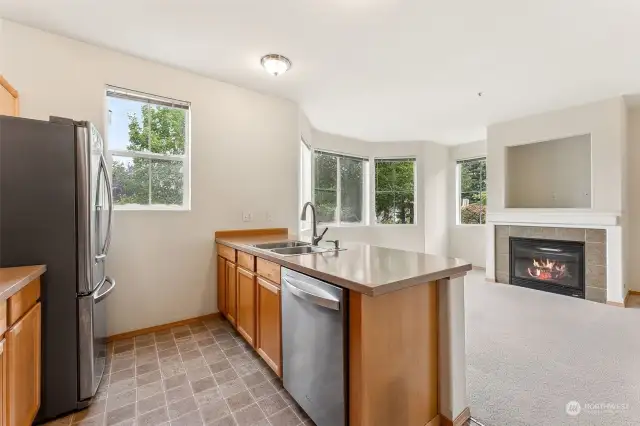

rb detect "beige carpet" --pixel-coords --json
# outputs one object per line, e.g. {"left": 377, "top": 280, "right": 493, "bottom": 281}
{"left": 465, "top": 270, "right": 640, "bottom": 426}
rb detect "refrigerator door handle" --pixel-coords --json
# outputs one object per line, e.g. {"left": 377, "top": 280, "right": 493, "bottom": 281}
{"left": 94, "top": 276, "right": 115, "bottom": 303}
{"left": 99, "top": 153, "right": 114, "bottom": 257}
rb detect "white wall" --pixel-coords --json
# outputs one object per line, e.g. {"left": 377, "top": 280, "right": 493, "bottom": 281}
{"left": 487, "top": 98, "right": 626, "bottom": 215}
{"left": 448, "top": 140, "right": 487, "bottom": 266}
{"left": 506, "top": 134, "right": 592, "bottom": 208}
{"left": 303, "top": 129, "right": 449, "bottom": 255}
{"left": 2, "top": 21, "right": 300, "bottom": 335}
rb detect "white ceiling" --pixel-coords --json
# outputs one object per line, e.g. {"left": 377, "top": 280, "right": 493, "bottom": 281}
{"left": 1, "top": 0, "right": 640, "bottom": 144}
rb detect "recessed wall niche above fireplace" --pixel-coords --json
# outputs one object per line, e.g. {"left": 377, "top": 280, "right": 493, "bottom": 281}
{"left": 510, "top": 237, "right": 585, "bottom": 298}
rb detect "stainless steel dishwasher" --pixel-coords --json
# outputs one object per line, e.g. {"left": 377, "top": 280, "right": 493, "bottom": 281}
{"left": 281, "top": 268, "right": 347, "bottom": 426}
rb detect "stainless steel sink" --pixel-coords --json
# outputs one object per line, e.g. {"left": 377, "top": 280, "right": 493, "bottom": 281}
{"left": 270, "top": 246, "right": 331, "bottom": 256}
{"left": 253, "top": 241, "right": 310, "bottom": 250}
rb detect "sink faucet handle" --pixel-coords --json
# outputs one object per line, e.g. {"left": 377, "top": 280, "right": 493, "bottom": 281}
{"left": 319, "top": 227, "right": 328, "bottom": 238}
{"left": 326, "top": 239, "right": 340, "bottom": 249}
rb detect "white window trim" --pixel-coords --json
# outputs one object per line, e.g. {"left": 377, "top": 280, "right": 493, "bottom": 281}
{"left": 372, "top": 157, "right": 418, "bottom": 226}
{"left": 312, "top": 149, "right": 369, "bottom": 227}
{"left": 456, "top": 156, "right": 486, "bottom": 226}
{"left": 105, "top": 86, "right": 191, "bottom": 211}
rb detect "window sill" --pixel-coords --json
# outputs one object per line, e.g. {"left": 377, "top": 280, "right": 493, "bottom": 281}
{"left": 317, "top": 223, "right": 368, "bottom": 229}
{"left": 455, "top": 223, "right": 486, "bottom": 227}
{"left": 372, "top": 223, "right": 418, "bottom": 227}
{"left": 115, "top": 205, "right": 191, "bottom": 212}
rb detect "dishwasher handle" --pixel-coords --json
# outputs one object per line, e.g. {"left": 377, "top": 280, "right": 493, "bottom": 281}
{"left": 282, "top": 276, "right": 340, "bottom": 311}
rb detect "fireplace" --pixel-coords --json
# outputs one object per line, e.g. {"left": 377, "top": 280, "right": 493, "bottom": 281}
{"left": 510, "top": 237, "right": 585, "bottom": 298}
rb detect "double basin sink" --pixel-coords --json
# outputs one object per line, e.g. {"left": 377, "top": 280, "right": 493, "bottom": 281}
{"left": 252, "top": 241, "right": 336, "bottom": 256}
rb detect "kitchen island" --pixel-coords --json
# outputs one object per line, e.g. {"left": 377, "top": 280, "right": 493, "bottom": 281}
{"left": 215, "top": 228, "right": 471, "bottom": 426}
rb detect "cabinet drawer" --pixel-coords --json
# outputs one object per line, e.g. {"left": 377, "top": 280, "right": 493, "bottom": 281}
{"left": 8, "top": 278, "right": 40, "bottom": 327}
{"left": 237, "top": 251, "right": 255, "bottom": 271}
{"left": 256, "top": 258, "right": 281, "bottom": 285}
{"left": 217, "top": 244, "right": 236, "bottom": 262}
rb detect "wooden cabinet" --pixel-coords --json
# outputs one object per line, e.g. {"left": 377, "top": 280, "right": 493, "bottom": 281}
{"left": 215, "top": 242, "right": 282, "bottom": 377}
{"left": 256, "top": 277, "right": 282, "bottom": 377}
{"left": 7, "top": 302, "right": 41, "bottom": 426}
{"left": 225, "top": 261, "right": 237, "bottom": 326}
{"left": 236, "top": 267, "right": 257, "bottom": 346}
{"left": 0, "top": 339, "right": 6, "bottom": 426}
{"left": 0, "top": 76, "right": 19, "bottom": 117}
{"left": 217, "top": 256, "right": 227, "bottom": 317}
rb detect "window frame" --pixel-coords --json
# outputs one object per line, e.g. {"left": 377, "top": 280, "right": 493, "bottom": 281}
{"left": 105, "top": 86, "right": 191, "bottom": 211}
{"left": 312, "top": 149, "right": 369, "bottom": 227}
{"left": 373, "top": 157, "right": 418, "bottom": 226}
{"left": 299, "top": 138, "right": 313, "bottom": 232}
{"left": 456, "top": 156, "right": 487, "bottom": 226}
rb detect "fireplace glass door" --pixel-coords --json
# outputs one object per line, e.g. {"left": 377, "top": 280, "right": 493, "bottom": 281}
{"left": 510, "top": 237, "right": 585, "bottom": 296}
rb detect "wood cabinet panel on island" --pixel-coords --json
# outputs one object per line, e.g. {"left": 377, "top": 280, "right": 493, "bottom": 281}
{"left": 236, "top": 267, "right": 257, "bottom": 346}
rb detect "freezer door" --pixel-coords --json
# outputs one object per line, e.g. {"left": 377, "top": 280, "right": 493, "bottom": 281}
{"left": 78, "top": 276, "right": 115, "bottom": 401}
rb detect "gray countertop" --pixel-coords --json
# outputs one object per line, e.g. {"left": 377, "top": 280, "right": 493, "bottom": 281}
{"left": 0, "top": 265, "right": 46, "bottom": 301}
{"left": 215, "top": 235, "right": 471, "bottom": 296}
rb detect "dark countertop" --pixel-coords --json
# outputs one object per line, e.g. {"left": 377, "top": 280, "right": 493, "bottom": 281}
{"left": 215, "top": 235, "right": 471, "bottom": 297}
{"left": 0, "top": 265, "right": 46, "bottom": 301}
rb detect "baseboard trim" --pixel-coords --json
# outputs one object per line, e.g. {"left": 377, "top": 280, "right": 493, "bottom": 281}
{"left": 107, "top": 312, "right": 222, "bottom": 342}
{"left": 607, "top": 291, "right": 630, "bottom": 308}
{"left": 425, "top": 414, "right": 441, "bottom": 426}
{"left": 441, "top": 407, "right": 471, "bottom": 426}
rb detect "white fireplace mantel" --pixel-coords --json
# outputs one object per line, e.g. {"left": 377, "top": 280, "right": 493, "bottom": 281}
{"left": 486, "top": 210, "right": 620, "bottom": 228}
{"left": 485, "top": 212, "right": 625, "bottom": 303}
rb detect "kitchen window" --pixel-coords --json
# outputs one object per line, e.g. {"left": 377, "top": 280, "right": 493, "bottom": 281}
{"left": 374, "top": 158, "right": 416, "bottom": 224}
{"left": 457, "top": 157, "right": 486, "bottom": 224}
{"left": 313, "top": 150, "right": 368, "bottom": 225}
{"left": 106, "top": 86, "right": 190, "bottom": 210}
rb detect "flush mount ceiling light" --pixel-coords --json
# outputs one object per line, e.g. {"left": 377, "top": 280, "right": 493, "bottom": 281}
{"left": 261, "top": 54, "right": 292, "bottom": 76}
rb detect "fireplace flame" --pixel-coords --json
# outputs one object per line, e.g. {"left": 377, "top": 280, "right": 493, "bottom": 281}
{"left": 528, "top": 258, "right": 567, "bottom": 280}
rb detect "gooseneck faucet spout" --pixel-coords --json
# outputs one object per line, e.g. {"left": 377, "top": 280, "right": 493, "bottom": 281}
{"left": 300, "top": 202, "right": 328, "bottom": 246}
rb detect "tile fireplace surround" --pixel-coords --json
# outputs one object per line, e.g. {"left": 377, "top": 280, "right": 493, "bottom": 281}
{"left": 494, "top": 226, "right": 607, "bottom": 303}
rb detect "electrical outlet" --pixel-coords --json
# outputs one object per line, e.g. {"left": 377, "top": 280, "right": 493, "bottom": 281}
{"left": 242, "top": 211, "right": 252, "bottom": 222}
{"left": 266, "top": 211, "right": 273, "bottom": 222}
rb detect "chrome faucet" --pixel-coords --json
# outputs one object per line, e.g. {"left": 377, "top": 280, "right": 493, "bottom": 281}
{"left": 300, "top": 202, "right": 328, "bottom": 246}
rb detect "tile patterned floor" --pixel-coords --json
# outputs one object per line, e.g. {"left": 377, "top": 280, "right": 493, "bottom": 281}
{"left": 46, "top": 317, "right": 314, "bottom": 426}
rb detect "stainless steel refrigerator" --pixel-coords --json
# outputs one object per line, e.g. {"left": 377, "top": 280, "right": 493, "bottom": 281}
{"left": 0, "top": 115, "right": 116, "bottom": 422}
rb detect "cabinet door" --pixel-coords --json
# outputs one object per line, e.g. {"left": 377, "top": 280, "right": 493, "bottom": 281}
{"left": 0, "top": 77, "right": 18, "bottom": 117}
{"left": 217, "top": 256, "right": 227, "bottom": 317}
{"left": 236, "top": 267, "right": 257, "bottom": 346}
{"left": 256, "top": 277, "right": 282, "bottom": 377}
{"left": 226, "top": 261, "right": 237, "bottom": 327}
{"left": 7, "top": 303, "right": 41, "bottom": 426}
{"left": 0, "top": 339, "right": 6, "bottom": 426}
